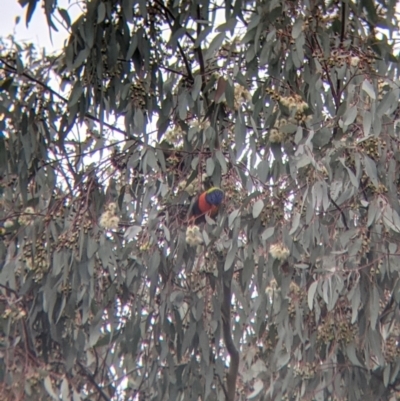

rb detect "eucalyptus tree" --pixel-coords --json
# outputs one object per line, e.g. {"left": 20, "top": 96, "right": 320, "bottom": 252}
{"left": 1, "top": 0, "right": 400, "bottom": 400}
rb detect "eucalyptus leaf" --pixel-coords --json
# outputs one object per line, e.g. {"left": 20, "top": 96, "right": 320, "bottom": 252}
{"left": 252, "top": 199, "right": 264, "bottom": 219}
{"left": 361, "top": 80, "right": 376, "bottom": 99}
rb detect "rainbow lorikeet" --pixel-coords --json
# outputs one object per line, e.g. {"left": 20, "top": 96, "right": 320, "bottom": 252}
{"left": 191, "top": 187, "right": 224, "bottom": 223}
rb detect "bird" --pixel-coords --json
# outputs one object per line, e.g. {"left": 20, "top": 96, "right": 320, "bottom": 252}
{"left": 190, "top": 187, "right": 224, "bottom": 223}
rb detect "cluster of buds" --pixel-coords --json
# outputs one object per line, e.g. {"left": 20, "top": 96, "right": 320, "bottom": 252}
{"left": 56, "top": 227, "right": 80, "bottom": 251}
{"left": 163, "top": 126, "right": 185, "bottom": 145}
{"left": 3, "top": 305, "right": 27, "bottom": 321}
{"left": 35, "top": 91, "right": 48, "bottom": 122}
{"left": 281, "top": 392, "right": 299, "bottom": 401}
{"left": 146, "top": 1, "right": 163, "bottom": 25}
{"left": 233, "top": 84, "right": 252, "bottom": 110}
{"left": 269, "top": 128, "right": 284, "bottom": 144}
{"left": 55, "top": 206, "right": 93, "bottom": 250}
{"left": 357, "top": 229, "right": 371, "bottom": 256}
{"left": 21, "top": 236, "right": 50, "bottom": 281}
{"left": 269, "top": 243, "right": 290, "bottom": 261}
{"left": 377, "top": 79, "right": 389, "bottom": 100}
{"left": 191, "top": 119, "right": 210, "bottom": 132}
{"left": 279, "top": 95, "right": 308, "bottom": 113}
{"left": 266, "top": 89, "right": 312, "bottom": 124}
{"left": 185, "top": 225, "right": 203, "bottom": 246}
{"left": 316, "top": 312, "right": 357, "bottom": 346}
{"left": 139, "top": 240, "right": 151, "bottom": 252}
{"left": 385, "top": 336, "right": 400, "bottom": 363}
{"left": 221, "top": 176, "right": 243, "bottom": 211}
{"left": 357, "top": 136, "right": 384, "bottom": 161}
{"left": 178, "top": 173, "right": 207, "bottom": 196}
{"left": 187, "top": 270, "right": 207, "bottom": 292}
{"left": 265, "top": 278, "right": 278, "bottom": 297}
{"left": 3, "top": 219, "right": 14, "bottom": 229}
{"left": 99, "top": 202, "right": 120, "bottom": 230}
{"left": 302, "top": 11, "right": 324, "bottom": 30}
{"left": 130, "top": 81, "right": 147, "bottom": 109}
{"left": 293, "top": 362, "right": 317, "bottom": 380}
{"left": 18, "top": 206, "right": 35, "bottom": 226}
{"left": 349, "top": 56, "right": 361, "bottom": 67}
{"left": 220, "top": 129, "right": 234, "bottom": 152}
{"left": 259, "top": 202, "right": 284, "bottom": 225}
{"left": 360, "top": 172, "right": 387, "bottom": 195}
{"left": 317, "top": 316, "right": 336, "bottom": 344}
{"left": 287, "top": 281, "right": 306, "bottom": 317}
{"left": 312, "top": 47, "right": 376, "bottom": 72}
{"left": 269, "top": 118, "right": 290, "bottom": 144}
{"left": 82, "top": 214, "right": 93, "bottom": 234}
{"left": 104, "top": 56, "right": 124, "bottom": 79}
{"left": 335, "top": 318, "right": 357, "bottom": 345}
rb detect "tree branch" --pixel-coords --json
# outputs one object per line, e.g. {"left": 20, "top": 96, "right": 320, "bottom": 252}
{"left": 220, "top": 260, "right": 239, "bottom": 401}
{"left": 0, "top": 58, "right": 141, "bottom": 142}
{"left": 156, "top": 2, "right": 194, "bottom": 82}
{"left": 77, "top": 361, "right": 111, "bottom": 401}
{"left": 335, "top": 1, "right": 347, "bottom": 100}
{"left": 196, "top": 5, "right": 209, "bottom": 106}
{"left": 328, "top": 193, "right": 349, "bottom": 230}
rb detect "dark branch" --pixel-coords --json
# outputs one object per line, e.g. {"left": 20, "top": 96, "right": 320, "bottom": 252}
{"left": 328, "top": 193, "right": 349, "bottom": 230}
{"left": 0, "top": 58, "right": 141, "bottom": 142}
{"left": 77, "top": 361, "right": 111, "bottom": 401}
{"left": 335, "top": 1, "right": 347, "bottom": 101}
{"left": 195, "top": 5, "right": 208, "bottom": 106}
{"left": 156, "top": 2, "right": 194, "bottom": 82}
{"left": 220, "top": 259, "right": 239, "bottom": 401}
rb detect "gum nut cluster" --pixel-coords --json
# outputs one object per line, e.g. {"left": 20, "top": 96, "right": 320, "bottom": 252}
{"left": 270, "top": 118, "right": 289, "bottom": 143}
{"left": 233, "top": 84, "right": 252, "bottom": 110}
{"left": 269, "top": 128, "right": 285, "bottom": 143}
{"left": 185, "top": 225, "right": 204, "bottom": 246}
{"left": 350, "top": 56, "right": 360, "bottom": 67}
{"left": 269, "top": 243, "right": 290, "bottom": 261}
{"left": 18, "top": 207, "right": 35, "bottom": 225}
{"left": 265, "top": 279, "right": 278, "bottom": 296}
{"left": 178, "top": 173, "right": 207, "bottom": 196}
{"left": 99, "top": 202, "right": 120, "bottom": 229}
{"left": 279, "top": 95, "right": 308, "bottom": 113}
{"left": 164, "top": 126, "right": 185, "bottom": 145}
{"left": 192, "top": 119, "right": 210, "bottom": 131}
{"left": 3, "top": 219, "right": 14, "bottom": 228}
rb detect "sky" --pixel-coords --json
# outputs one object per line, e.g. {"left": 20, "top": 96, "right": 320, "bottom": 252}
{"left": 2, "top": 0, "right": 79, "bottom": 51}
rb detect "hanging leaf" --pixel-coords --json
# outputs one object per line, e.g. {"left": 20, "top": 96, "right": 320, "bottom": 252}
{"left": 364, "top": 155, "right": 379, "bottom": 187}
{"left": 252, "top": 199, "right": 264, "bottom": 218}
{"left": 308, "top": 281, "right": 318, "bottom": 311}
{"left": 361, "top": 79, "right": 376, "bottom": 99}
{"left": 44, "top": 376, "right": 58, "bottom": 400}
{"left": 215, "top": 77, "right": 227, "bottom": 103}
{"left": 343, "top": 105, "right": 358, "bottom": 126}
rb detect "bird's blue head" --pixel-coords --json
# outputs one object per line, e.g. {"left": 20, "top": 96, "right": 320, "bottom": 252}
{"left": 205, "top": 187, "right": 224, "bottom": 205}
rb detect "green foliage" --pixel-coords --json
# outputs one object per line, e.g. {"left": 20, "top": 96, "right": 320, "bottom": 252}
{"left": 1, "top": 0, "right": 400, "bottom": 400}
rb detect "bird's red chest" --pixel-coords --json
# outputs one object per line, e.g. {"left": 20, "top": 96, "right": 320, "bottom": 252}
{"left": 198, "top": 192, "right": 212, "bottom": 213}
{"left": 198, "top": 193, "right": 220, "bottom": 217}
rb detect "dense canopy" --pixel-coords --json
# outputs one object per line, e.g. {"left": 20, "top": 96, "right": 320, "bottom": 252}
{"left": 1, "top": 0, "right": 400, "bottom": 400}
